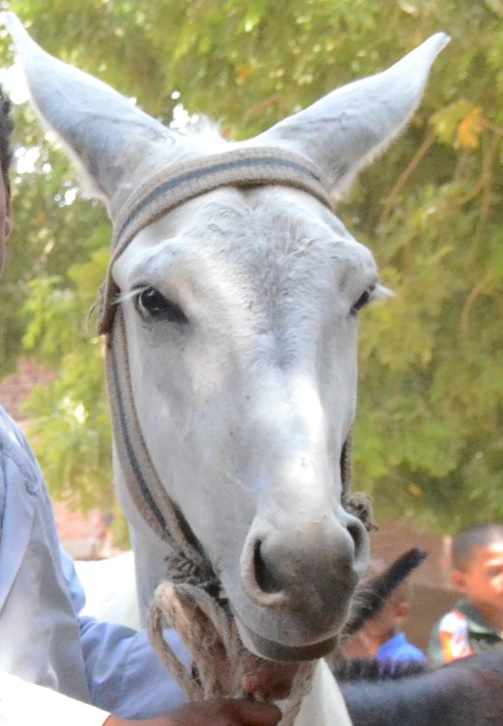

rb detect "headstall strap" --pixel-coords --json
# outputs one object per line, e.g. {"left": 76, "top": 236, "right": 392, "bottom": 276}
{"left": 341, "top": 432, "right": 377, "bottom": 533}
{"left": 106, "top": 309, "right": 214, "bottom": 578}
{"left": 98, "top": 146, "right": 333, "bottom": 336}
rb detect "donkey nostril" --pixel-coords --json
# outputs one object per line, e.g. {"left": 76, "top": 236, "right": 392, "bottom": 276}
{"left": 348, "top": 521, "right": 363, "bottom": 551}
{"left": 347, "top": 518, "right": 369, "bottom": 571}
{"left": 253, "top": 539, "right": 282, "bottom": 594}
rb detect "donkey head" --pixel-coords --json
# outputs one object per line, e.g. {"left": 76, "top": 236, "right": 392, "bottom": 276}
{"left": 5, "top": 13, "right": 447, "bottom": 661}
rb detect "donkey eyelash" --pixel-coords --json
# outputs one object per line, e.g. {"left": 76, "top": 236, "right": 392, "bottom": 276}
{"left": 115, "top": 288, "right": 143, "bottom": 305}
{"left": 116, "top": 285, "right": 169, "bottom": 306}
{"left": 351, "top": 281, "right": 394, "bottom": 316}
{"left": 373, "top": 283, "right": 395, "bottom": 301}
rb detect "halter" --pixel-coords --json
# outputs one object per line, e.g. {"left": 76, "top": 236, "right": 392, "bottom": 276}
{"left": 100, "top": 146, "right": 338, "bottom": 575}
{"left": 99, "top": 146, "right": 333, "bottom": 335}
{"left": 100, "top": 145, "right": 374, "bottom": 724}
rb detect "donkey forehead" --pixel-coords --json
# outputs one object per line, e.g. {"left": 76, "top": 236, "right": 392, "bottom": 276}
{"left": 114, "top": 185, "right": 379, "bottom": 300}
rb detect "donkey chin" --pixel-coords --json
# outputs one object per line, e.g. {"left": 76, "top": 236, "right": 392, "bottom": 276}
{"left": 231, "top": 590, "right": 356, "bottom": 662}
{"left": 223, "top": 564, "right": 360, "bottom": 662}
{"left": 235, "top": 619, "right": 342, "bottom": 663}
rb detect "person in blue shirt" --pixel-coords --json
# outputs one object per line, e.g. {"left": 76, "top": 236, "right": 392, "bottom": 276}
{"left": 0, "top": 82, "right": 280, "bottom": 726}
{"left": 342, "top": 561, "right": 426, "bottom": 665}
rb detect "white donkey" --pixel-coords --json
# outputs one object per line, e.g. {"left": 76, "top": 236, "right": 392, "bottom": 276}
{"left": 5, "top": 13, "right": 447, "bottom": 725}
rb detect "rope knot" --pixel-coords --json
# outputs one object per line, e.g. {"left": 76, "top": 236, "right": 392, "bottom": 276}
{"left": 149, "top": 580, "right": 315, "bottom": 725}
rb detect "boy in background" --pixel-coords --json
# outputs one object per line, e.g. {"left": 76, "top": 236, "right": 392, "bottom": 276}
{"left": 428, "top": 523, "right": 503, "bottom": 664}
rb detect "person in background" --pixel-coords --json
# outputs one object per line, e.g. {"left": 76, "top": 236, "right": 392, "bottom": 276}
{"left": 0, "top": 84, "right": 280, "bottom": 726}
{"left": 428, "top": 523, "right": 503, "bottom": 664}
{"left": 343, "top": 561, "right": 426, "bottom": 665}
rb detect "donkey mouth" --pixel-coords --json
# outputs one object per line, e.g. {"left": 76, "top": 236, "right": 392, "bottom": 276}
{"left": 235, "top": 615, "right": 337, "bottom": 662}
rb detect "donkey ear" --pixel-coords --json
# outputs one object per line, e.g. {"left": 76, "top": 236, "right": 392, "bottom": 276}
{"left": 2, "top": 12, "right": 196, "bottom": 217}
{"left": 252, "top": 34, "right": 449, "bottom": 195}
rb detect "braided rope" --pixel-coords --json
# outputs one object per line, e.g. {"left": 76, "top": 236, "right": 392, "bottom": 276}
{"left": 149, "top": 581, "right": 315, "bottom": 726}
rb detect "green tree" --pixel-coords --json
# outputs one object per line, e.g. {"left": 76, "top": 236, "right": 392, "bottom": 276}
{"left": 1, "top": 0, "right": 502, "bottom": 533}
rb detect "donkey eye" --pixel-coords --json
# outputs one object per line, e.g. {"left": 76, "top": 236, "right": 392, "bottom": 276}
{"left": 351, "top": 284, "right": 375, "bottom": 315}
{"left": 135, "top": 287, "right": 188, "bottom": 324}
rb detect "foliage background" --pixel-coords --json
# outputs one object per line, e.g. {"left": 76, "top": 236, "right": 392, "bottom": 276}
{"left": 0, "top": 0, "right": 502, "bottom": 533}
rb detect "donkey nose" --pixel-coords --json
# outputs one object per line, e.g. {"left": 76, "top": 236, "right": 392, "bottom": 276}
{"left": 241, "top": 514, "right": 368, "bottom": 609}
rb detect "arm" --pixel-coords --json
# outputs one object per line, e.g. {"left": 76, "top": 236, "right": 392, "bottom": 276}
{"left": 427, "top": 611, "right": 474, "bottom": 665}
{"left": 61, "top": 549, "right": 190, "bottom": 719}
{"left": 105, "top": 701, "right": 281, "bottom": 726}
{"left": 0, "top": 674, "right": 108, "bottom": 726}
{"left": 0, "top": 675, "right": 280, "bottom": 726}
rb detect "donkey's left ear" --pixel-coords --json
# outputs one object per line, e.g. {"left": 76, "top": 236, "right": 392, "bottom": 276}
{"left": 252, "top": 34, "right": 449, "bottom": 195}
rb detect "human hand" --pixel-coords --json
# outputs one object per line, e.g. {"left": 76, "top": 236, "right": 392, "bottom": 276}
{"left": 241, "top": 656, "right": 299, "bottom": 701}
{"left": 104, "top": 698, "right": 281, "bottom": 726}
